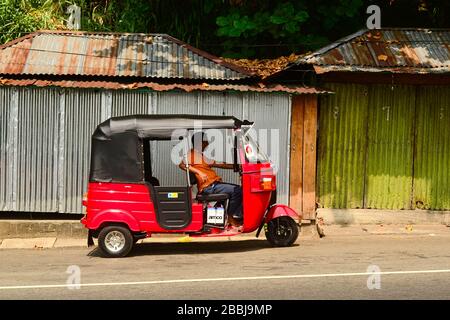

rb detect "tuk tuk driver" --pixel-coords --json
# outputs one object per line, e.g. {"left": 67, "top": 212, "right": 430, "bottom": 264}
{"left": 179, "top": 132, "right": 243, "bottom": 227}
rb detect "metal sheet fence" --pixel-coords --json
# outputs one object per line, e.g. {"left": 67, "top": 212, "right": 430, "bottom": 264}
{"left": 15, "top": 88, "right": 60, "bottom": 212}
{"left": 318, "top": 83, "right": 450, "bottom": 210}
{"left": 0, "top": 87, "right": 291, "bottom": 213}
{"left": 364, "top": 85, "right": 416, "bottom": 209}
{"left": 0, "top": 87, "right": 12, "bottom": 210}
{"left": 414, "top": 86, "right": 450, "bottom": 210}
{"left": 317, "top": 83, "right": 368, "bottom": 208}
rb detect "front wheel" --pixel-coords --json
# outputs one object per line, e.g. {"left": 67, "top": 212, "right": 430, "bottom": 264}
{"left": 98, "top": 225, "right": 134, "bottom": 258}
{"left": 265, "top": 217, "right": 299, "bottom": 247}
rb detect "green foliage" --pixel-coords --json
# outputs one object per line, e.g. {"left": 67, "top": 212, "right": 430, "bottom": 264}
{"left": 0, "top": 0, "right": 71, "bottom": 43}
{"left": 0, "top": 0, "right": 449, "bottom": 58}
{"left": 216, "top": 3, "right": 309, "bottom": 39}
{"left": 214, "top": 0, "right": 364, "bottom": 57}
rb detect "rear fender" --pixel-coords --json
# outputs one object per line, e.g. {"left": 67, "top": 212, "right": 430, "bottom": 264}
{"left": 265, "top": 204, "right": 301, "bottom": 223}
{"left": 88, "top": 209, "right": 141, "bottom": 232}
{"left": 256, "top": 204, "right": 301, "bottom": 238}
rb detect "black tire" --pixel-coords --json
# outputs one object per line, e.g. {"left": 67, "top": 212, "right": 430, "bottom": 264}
{"left": 265, "top": 216, "right": 299, "bottom": 247}
{"left": 98, "top": 225, "right": 134, "bottom": 258}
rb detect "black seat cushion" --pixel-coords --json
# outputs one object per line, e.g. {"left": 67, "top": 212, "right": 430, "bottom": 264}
{"left": 196, "top": 193, "right": 229, "bottom": 201}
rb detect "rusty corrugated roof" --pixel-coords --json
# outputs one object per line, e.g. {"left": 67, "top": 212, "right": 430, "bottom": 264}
{"left": 0, "top": 77, "right": 330, "bottom": 94}
{"left": 0, "top": 30, "right": 253, "bottom": 80}
{"left": 297, "top": 28, "right": 450, "bottom": 74}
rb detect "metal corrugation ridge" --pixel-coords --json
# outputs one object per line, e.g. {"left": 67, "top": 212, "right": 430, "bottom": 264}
{"left": 364, "top": 85, "right": 416, "bottom": 209}
{"left": 414, "top": 86, "right": 450, "bottom": 210}
{"left": 0, "top": 87, "right": 12, "bottom": 210}
{"left": 0, "top": 30, "right": 253, "bottom": 80}
{"left": 60, "top": 89, "right": 103, "bottom": 213}
{"left": 15, "top": 88, "right": 59, "bottom": 212}
{"left": 317, "top": 83, "right": 369, "bottom": 208}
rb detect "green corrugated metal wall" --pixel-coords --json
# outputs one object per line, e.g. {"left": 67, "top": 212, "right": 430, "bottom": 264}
{"left": 365, "top": 85, "right": 415, "bottom": 209}
{"left": 317, "top": 83, "right": 368, "bottom": 208}
{"left": 414, "top": 86, "right": 450, "bottom": 210}
{"left": 317, "top": 83, "right": 450, "bottom": 210}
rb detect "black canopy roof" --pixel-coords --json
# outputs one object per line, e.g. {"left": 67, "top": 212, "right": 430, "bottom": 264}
{"left": 93, "top": 115, "right": 250, "bottom": 141}
{"left": 89, "top": 115, "right": 251, "bottom": 183}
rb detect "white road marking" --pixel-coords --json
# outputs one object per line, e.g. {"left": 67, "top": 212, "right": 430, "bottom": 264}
{"left": 1, "top": 269, "right": 450, "bottom": 290}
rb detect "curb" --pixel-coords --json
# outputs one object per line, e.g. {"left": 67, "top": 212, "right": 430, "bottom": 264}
{"left": 0, "top": 220, "right": 87, "bottom": 239}
{"left": 317, "top": 209, "right": 450, "bottom": 226}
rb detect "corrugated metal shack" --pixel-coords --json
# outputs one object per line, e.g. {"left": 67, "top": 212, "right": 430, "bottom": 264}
{"left": 0, "top": 30, "right": 324, "bottom": 218}
{"left": 272, "top": 28, "right": 450, "bottom": 211}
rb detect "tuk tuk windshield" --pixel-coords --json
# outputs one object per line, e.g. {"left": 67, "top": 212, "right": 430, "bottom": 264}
{"left": 241, "top": 132, "right": 270, "bottom": 164}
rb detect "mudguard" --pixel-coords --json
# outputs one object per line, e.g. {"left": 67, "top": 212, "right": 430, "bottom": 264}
{"left": 87, "top": 209, "right": 141, "bottom": 232}
{"left": 256, "top": 204, "right": 301, "bottom": 238}
{"left": 265, "top": 204, "right": 301, "bottom": 223}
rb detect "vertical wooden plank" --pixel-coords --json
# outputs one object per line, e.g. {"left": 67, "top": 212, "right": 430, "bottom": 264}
{"left": 289, "top": 96, "right": 304, "bottom": 215}
{"left": 303, "top": 95, "right": 318, "bottom": 219}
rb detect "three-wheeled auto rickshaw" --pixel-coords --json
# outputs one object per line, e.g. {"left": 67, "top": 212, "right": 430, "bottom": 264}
{"left": 81, "top": 115, "right": 301, "bottom": 257}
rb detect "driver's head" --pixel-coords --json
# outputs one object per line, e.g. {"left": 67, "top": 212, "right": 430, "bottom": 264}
{"left": 191, "top": 132, "right": 208, "bottom": 151}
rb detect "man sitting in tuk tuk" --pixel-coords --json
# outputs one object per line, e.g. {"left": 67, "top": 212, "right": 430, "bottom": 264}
{"left": 179, "top": 132, "right": 242, "bottom": 227}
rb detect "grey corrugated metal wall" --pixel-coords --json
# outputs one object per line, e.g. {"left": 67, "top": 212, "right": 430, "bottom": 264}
{"left": 0, "top": 87, "right": 12, "bottom": 210}
{"left": 0, "top": 87, "right": 291, "bottom": 214}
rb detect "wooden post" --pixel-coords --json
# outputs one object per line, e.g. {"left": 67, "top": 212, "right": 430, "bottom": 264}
{"left": 289, "top": 96, "right": 304, "bottom": 215}
{"left": 302, "top": 95, "right": 318, "bottom": 220}
{"left": 289, "top": 95, "right": 318, "bottom": 221}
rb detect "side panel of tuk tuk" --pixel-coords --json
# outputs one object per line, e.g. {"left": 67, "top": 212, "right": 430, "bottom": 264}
{"left": 85, "top": 182, "right": 203, "bottom": 234}
{"left": 240, "top": 156, "right": 274, "bottom": 233}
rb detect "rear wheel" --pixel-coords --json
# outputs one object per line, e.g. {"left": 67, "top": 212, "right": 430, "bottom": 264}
{"left": 265, "top": 216, "right": 299, "bottom": 247}
{"left": 98, "top": 225, "right": 134, "bottom": 258}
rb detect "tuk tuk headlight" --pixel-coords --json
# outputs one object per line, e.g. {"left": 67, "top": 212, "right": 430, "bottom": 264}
{"left": 82, "top": 192, "right": 88, "bottom": 207}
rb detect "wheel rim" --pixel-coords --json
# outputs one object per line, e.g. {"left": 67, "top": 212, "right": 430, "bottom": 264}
{"left": 271, "top": 219, "right": 293, "bottom": 241}
{"left": 104, "top": 230, "right": 126, "bottom": 253}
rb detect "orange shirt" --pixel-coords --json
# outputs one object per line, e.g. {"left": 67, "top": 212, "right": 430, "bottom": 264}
{"left": 186, "top": 149, "right": 221, "bottom": 192}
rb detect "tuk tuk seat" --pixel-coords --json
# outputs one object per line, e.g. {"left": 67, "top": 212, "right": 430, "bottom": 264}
{"left": 196, "top": 193, "right": 230, "bottom": 217}
{"left": 196, "top": 193, "right": 229, "bottom": 202}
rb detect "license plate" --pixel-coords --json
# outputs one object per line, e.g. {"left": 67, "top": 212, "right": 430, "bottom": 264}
{"left": 207, "top": 208, "right": 224, "bottom": 224}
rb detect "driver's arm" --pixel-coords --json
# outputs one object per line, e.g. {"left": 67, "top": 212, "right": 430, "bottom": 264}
{"left": 203, "top": 155, "right": 234, "bottom": 170}
{"left": 211, "top": 163, "right": 234, "bottom": 169}
{"left": 179, "top": 161, "right": 208, "bottom": 182}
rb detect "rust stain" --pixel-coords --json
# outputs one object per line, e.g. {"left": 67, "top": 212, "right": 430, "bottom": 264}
{"left": 57, "top": 37, "right": 68, "bottom": 75}
{"left": 0, "top": 77, "right": 330, "bottom": 94}
{"left": 298, "top": 28, "right": 450, "bottom": 73}
{"left": 82, "top": 37, "right": 95, "bottom": 75}
{"left": 0, "top": 30, "right": 251, "bottom": 80}
{"left": 107, "top": 37, "right": 119, "bottom": 76}
{"left": 399, "top": 45, "right": 421, "bottom": 65}
{"left": 136, "top": 40, "right": 144, "bottom": 77}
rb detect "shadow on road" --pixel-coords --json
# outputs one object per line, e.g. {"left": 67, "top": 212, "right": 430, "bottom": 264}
{"left": 87, "top": 239, "right": 291, "bottom": 258}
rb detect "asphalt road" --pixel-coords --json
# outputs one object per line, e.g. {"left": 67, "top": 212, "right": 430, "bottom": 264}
{"left": 1, "top": 233, "right": 450, "bottom": 299}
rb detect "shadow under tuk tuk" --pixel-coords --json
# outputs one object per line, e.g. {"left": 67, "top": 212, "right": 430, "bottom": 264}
{"left": 87, "top": 239, "right": 284, "bottom": 258}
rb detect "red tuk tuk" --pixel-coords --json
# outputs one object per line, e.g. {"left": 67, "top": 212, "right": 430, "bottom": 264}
{"left": 81, "top": 115, "right": 301, "bottom": 257}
